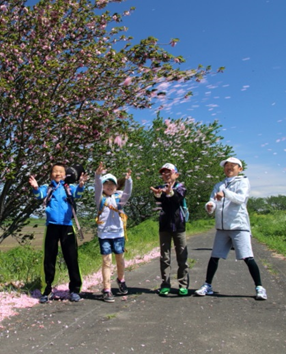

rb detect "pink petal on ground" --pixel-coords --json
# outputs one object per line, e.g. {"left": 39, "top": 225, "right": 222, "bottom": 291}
{"left": 0, "top": 247, "right": 160, "bottom": 325}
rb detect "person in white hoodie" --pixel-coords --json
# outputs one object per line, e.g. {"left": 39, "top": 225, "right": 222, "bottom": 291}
{"left": 95, "top": 162, "right": 132, "bottom": 303}
{"left": 195, "top": 157, "right": 267, "bottom": 300}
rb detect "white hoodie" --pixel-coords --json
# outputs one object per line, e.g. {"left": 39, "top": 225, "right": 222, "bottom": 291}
{"left": 205, "top": 176, "right": 251, "bottom": 231}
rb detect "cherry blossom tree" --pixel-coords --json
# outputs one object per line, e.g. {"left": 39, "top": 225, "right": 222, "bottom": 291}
{"left": 82, "top": 115, "right": 234, "bottom": 226}
{"left": 0, "top": 0, "right": 213, "bottom": 243}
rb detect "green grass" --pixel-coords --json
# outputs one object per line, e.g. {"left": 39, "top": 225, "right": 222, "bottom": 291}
{"left": 250, "top": 211, "right": 286, "bottom": 256}
{"left": 0, "top": 246, "right": 42, "bottom": 290}
{"left": 1, "top": 211, "right": 285, "bottom": 294}
{"left": 0, "top": 218, "right": 214, "bottom": 292}
{"left": 3, "top": 212, "right": 285, "bottom": 294}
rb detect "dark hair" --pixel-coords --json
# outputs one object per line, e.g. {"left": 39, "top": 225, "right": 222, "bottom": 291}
{"left": 51, "top": 162, "right": 66, "bottom": 173}
{"left": 116, "top": 177, "right": 125, "bottom": 191}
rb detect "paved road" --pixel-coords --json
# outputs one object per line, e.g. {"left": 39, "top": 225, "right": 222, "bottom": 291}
{"left": 0, "top": 229, "right": 285, "bottom": 354}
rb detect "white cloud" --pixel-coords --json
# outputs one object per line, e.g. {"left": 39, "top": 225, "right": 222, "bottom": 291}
{"left": 245, "top": 164, "right": 286, "bottom": 198}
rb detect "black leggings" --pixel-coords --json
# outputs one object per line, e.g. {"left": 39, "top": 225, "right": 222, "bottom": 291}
{"left": 206, "top": 257, "right": 262, "bottom": 286}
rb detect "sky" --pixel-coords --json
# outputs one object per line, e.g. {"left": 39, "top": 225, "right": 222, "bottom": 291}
{"left": 25, "top": 0, "right": 286, "bottom": 198}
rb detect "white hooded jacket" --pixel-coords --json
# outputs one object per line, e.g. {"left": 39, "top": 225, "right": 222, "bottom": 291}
{"left": 205, "top": 176, "right": 251, "bottom": 231}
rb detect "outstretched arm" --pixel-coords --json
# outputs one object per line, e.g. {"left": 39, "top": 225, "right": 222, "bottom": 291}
{"left": 29, "top": 176, "right": 48, "bottom": 199}
{"left": 120, "top": 169, "right": 133, "bottom": 206}
{"left": 94, "top": 162, "right": 105, "bottom": 207}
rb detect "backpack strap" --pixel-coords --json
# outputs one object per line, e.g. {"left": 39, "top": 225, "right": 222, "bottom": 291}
{"left": 174, "top": 182, "right": 189, "bottom": 222}
{"left": 64, "top": 183, "right": 84, "bottom": 240}
{"left": 43, "top": 184, "right": 54, "bottom": 206}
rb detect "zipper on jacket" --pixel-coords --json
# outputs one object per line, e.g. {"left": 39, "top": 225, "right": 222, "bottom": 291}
{"left": 221, "top": 180, "right": 231, "bottom": 230}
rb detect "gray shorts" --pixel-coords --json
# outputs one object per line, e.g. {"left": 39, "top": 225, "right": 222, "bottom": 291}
{"left": 211, "top": 230, "right": 254, "bottom": 260}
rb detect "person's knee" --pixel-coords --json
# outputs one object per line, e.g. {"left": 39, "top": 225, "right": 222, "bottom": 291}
{"left": 102, "top": 254, "right": 112, "bottom": 268}
{"left": 210, "top": 257, "right": 219, "bottom": 265}
{"left": 244, "top": 257, "right": 254, "bottom": 265}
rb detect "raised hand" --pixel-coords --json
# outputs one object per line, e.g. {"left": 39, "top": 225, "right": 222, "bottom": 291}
{"left": 150, "top": 186, "right": 165, "bottom": 194}
{"left": 125, "top": 169, "right": 132, "bottom": 179}
{"left": 79, "top": 172, "right": 89, "bottom": 187}
{"left": 29, "top": 175, "right": 39, "bottom": 190}
{"left": 95, "top": 162, "right": 105, "bottom": 175}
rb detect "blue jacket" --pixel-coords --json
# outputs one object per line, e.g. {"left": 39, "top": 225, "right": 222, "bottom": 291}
{"left": 32, "top": 180, "right": 84, "bottom": 226}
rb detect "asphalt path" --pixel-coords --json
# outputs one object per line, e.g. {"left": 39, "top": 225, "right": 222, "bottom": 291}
{"left": 0, "top": 229, "right": 285, "bottom": 354}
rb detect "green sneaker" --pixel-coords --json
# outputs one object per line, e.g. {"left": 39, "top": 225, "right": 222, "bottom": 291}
{"left": 179, "top": 288, "right": 188, "bottom": 296}
{"left": 159, "top": 287, "right": 170, "bottom": 295}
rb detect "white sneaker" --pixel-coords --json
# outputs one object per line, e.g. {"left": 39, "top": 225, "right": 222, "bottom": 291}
{"left": 195, "top": 283, "right": 213, "bottom": 296}
{"left": 256, "top": 286, "right": 267, "bottom": 300}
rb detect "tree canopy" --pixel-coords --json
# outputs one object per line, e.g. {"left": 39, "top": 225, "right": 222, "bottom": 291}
{"left": 81, "top": 115, "right": 234, "bottom": 227}
{"left": 0, "top": 0, "right": 224, "bottom": 243}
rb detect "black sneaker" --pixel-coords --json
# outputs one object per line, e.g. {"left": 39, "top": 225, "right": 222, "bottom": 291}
{"left": 39, "top": 295, "right": 49, "bottom": 304}
{"left": 116, "top": 278, "right": 128, "bottom": 295}
{"left": 102, "top": 290, "right": 115, "bottom": 303}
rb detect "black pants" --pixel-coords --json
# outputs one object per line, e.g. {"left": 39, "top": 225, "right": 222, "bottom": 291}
{"left": 42, "top": 224, "right": 82, "bottom": 295}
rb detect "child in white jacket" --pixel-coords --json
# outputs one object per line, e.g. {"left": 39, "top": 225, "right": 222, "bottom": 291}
{"left": 95, "top": 162, "right": 132, "bottom": 303}
{"left": 195, "top": 157, "right": 267, "bottom": 300}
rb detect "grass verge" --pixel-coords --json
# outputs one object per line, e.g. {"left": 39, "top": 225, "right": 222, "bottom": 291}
{"left": 250, "top": 211, "right": 286, "bottom": 257}
{"left": 0, "top": 218, "right": 214, "bottom": 292}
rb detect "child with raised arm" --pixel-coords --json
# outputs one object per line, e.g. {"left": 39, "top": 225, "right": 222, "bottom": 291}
{"left": 95, "top": 162, "right": 132, "bottom": 303}
{"left": 150, "top": 163, "right": 189, "bottom": 296}
{"left": 29, "top": 162, "right": 88, "bottom": 303}
{"left": 195, "top": 157, "right": 267, "bottom": 300}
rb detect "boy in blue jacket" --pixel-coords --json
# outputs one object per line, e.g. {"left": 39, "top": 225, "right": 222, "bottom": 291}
{"left": 29, "top": 162, "right": 88, "bottom": 303}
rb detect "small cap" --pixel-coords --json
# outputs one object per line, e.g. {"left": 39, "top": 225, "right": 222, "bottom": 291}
{"left": 220, "top": 157, "right": 242, "bottom": 167}
{"left": 159, "top": 163, "right": 178, "bottom": 174}
{"left": 101, "top": 173, "right": 117, "bottom": 185}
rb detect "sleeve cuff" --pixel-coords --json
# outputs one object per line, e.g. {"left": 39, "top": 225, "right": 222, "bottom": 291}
{"left": 166, "top": 189, "right": 174, "bottom": 197}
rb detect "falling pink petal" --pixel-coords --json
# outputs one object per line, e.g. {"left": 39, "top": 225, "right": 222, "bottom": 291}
{"left": 122, "top": 77, "right": 132, "bottom": 86}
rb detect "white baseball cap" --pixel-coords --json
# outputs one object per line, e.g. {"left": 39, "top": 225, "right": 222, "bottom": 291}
{"left": 101, "top": 173, "right": 117, "bottom": 185}
{"left": 159, "top": 163, "right": 178, "bottom": 173}
{"left": 220, "top": 157, "right": 242, "bottom": 167}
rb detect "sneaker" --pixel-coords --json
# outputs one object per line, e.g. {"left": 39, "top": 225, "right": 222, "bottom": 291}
{"left": 256, "top": 286, "right": 267, "bottom": 300}
{"left": 179, "top": 287, "right": 188, "bottom": 296}
{"left": 102, "top": 290, "right": 115, "bottom": 303}
{"left": 195, "top": 283, "right": 213, "bottom": 296}
{"left": 116, "top": 278, "right": 128, "bottom": 295}
{"left": 159, "top": 287, "right": 170, "bottom": 295}
{"left": 39, "top": 295, "right": 49, "bottom": 304}
{"left": 70, "top": 292, "right": 81, "bottom": 302}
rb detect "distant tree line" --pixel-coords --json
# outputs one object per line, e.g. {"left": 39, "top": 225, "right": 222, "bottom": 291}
{"left": 248, "top": 195, "right": 286, "bottom": 214}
